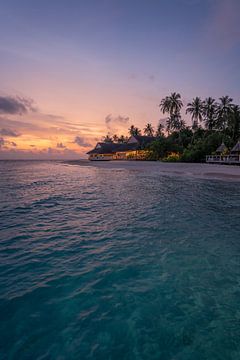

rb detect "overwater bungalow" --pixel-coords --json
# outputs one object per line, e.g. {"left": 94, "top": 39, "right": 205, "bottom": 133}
{"left": 231, "top": 141, "right": 240, "bottom": 155}
{"left": 87, "top": 135, "right": 155, "bottom": 161}
{"left": 206, "top": 141, "right": 240, "bottom": 165}
{"left": 215, "top": 143, "right": 228, "bottom": 155}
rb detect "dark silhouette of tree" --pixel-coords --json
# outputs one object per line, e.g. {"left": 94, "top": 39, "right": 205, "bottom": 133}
{"left": 166, "top": 113, "right": 185, "bottom": 134}
{"left": 159, "top": 92, "right": 183, "bottom": 115}
{"left": 228, "top": 105, "right": 240, "bottom": 141}
{"left": 103, "top": 134, "right": 113, "bottom": 143}
{"left": 128, "top": 125, "right": 141, "bottom": 136}
{"left": 203, "top": 97, "right": 217, "bottom": 130}
{"left": 156, "top": 123, "right": 165, "bottom": 137}
{"left": 118, "top": 135, "right": 128, "bottom": 143}
{"left": 186, "top": 97, "right": 204, "bottom": 130}
{"left": 143, "top": 123, "right": 154, "bottom": 136}
{"left": 159, "top": 93, "right": 183, "bottom": 135}
{"left": 216, "top": 96, "right": 234, "bottom": 131}
{"left": 112, "top": 134, "right": 118, "bottom": 142}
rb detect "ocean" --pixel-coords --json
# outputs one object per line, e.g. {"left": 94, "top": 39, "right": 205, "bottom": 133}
{"left": 0, "top": 160, "right": 240, "bottom": 359}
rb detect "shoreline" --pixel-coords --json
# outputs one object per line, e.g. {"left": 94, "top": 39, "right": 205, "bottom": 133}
{"left": 64, "top": 160, "right": 240, "bottom": 182}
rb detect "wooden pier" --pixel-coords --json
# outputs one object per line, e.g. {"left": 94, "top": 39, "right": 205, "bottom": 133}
{"left": 206, "top": 155, "right": 240, "bottom": 165}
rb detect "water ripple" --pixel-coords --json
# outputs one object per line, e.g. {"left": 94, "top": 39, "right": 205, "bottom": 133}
{"left": 0, "top": 161, "right": 240, "bottom": 359}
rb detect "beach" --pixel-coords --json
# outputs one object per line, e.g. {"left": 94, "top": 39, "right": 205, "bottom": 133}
{"left": 66, "top": 160, "right": 240, "bottom": 181}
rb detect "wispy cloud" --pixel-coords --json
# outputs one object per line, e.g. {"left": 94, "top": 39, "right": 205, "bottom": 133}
{"left": 105, "top": 114, "right": 129, "bottom": 134}
{"left": 0, "top": 117, "right": 45, "bottom": 135}
{"left": 0, "top": 128, "right": 21, "bottom": 137}
{"left": 73, "top": 136, "right": 91, "bottom": 148}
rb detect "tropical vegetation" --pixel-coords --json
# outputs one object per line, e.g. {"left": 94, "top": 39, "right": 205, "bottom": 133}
{"left": 102, "top": 92, "right": 240, "bottom": 162}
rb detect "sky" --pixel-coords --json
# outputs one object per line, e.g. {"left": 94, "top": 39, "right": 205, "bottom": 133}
{"left": 0, "top": 0, "right": 240, "bottom": 159}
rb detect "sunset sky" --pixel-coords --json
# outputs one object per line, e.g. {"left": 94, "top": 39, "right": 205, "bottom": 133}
{"left": 0, "top": 0, "right": 240, "bottom": 159}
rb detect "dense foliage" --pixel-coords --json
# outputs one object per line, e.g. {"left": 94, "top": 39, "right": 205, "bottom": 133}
{"left": 103, "top": 93, "right": 240, "bottom": 162}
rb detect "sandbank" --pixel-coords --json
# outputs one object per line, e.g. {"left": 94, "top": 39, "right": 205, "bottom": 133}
{"left": 65, "top": 160, "right": 240, "bottom": 181}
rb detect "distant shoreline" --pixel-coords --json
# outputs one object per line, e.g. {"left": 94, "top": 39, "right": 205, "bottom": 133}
{"left": 64, "top": 160, "right": 240, "bottom": 182}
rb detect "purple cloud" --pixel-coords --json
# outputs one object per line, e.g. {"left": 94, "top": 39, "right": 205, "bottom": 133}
{"left": 0, "top": 96, "right": 36, "bottom": 115}
{"left": 0, "top": 128, "right": 20, "bottom": 137}
{"left": 105, "top": 114, "right": 129, "bottom": 126}
{"left": 0, "top": 137, "right": 17, "bottom": 148}
{"left": 74, "top": 136, "right": 91, "bottom": 147}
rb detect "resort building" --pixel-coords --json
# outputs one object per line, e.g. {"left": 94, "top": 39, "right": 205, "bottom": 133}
{"left": 215, "top": 143, "right": 228, "bottom": 155}
{"left": 87, "top": 135, "right": 155, "bottom": 161}
{"left": 206, "top": 140, "right": 240, "bottom": 165}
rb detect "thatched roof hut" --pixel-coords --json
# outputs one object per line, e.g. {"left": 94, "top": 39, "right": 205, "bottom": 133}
{"left": 231, "top": 141, "right": 240, "bottom": 154}
{"left": 216, "top": 143, "right": 228, "bottom": 154}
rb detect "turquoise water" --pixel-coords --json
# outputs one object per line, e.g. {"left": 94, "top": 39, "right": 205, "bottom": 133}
{"left": 0, "top": 161, "right": 240, "bottom": 360}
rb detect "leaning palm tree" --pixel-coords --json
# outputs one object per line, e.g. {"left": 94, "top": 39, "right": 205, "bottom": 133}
{"left": 159, "top": 92, "right": 183, "bottom": 116}
{"left": 186, "top": 97, "right": 204, "bottom": 130}
{"left": 159, "top": 96, "right": 171, "bottom": 114}
{"left": 216, "top": 96, "right": 234, "bottom": 131}
{"left": 203, "top": 97, "right": 217, "bottom": 130}
{"left": 143, "top": 123, "right": 154, "bottom": 136}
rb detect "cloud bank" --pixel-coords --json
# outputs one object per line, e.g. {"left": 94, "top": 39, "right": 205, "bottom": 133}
{"left": 0, "top": 93, "right": 104, "bottom": 158}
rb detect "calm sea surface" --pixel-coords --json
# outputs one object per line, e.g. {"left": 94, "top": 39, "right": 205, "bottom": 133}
{"left": 0, "top": 160, "right": 240, "bottom": 360}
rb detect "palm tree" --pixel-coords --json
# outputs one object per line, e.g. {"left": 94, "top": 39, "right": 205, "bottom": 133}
{"left": 166, "top": 113, "right": 185, "bottom": 134}
{"left": 128, "top": 125, "right": 141, "bottom": 136}
{"left": 216, "top": 96, "right": 234, "bottom": 131}
{"left": 159, "top": 96, "right": 171, "bottom": 114}
{"left": 228, "top": 105, "right": 240, "bottom": 141}
{"left": 144, "top": 123, "right": 154, "bottom": 136}
{"left": 103, "top": 134, "right": 113, "bottom": 143}
{"left": 166, "top": 117, "right": 172, "bottom": 134}
{"left": 156, "top": 123, "right": 165, "bottom": 137}
{"left": 186, "top": 97, "right": 204, "bottom": 130}
{"left": 118, "top": 135, "right": 128, "bottom": 143}
{"left": 159, "top": 92, "right": 183, "bottom": 116}
{"left": 112, "top": 134, "right": 118, "bottom": 142}
{"left": 178, "top": 118, "right": 186, "bottom": 131}
{"left": 203, "top": 97, "right": 217, "bottom": 130}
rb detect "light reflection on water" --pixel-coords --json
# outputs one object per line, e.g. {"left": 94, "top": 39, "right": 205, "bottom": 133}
{"left": 0, "top": 160, "right": 240, "bottom": 359}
